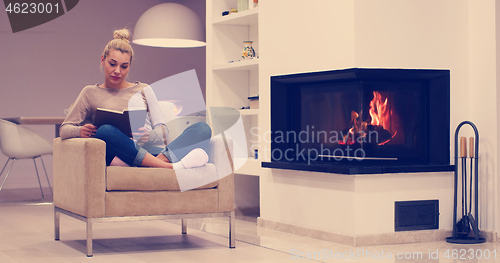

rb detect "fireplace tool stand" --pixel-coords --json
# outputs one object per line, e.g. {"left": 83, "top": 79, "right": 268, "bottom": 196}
{"left": 446, "top": 121, "right": 485, "bottom": 244}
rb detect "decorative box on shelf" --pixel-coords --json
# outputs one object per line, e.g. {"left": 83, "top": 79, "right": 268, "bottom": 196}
{"left": 248, "top": 95, "right": 259, "bottom": 109}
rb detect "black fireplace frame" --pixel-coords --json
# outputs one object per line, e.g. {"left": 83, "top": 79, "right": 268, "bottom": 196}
{"left": 262, "top": 68, "right": 454, "bottom": 174}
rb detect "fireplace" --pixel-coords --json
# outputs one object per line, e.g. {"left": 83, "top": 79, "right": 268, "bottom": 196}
{"left": 262, "top": 68, "right": 454, "bottom": 174}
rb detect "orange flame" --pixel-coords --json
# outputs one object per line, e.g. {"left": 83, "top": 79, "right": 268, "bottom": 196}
{"left": 369, "top": 91, "right": 390, "bottom": 130}
{"left": 339, "top": 91, "right": 397, "bottom": 146}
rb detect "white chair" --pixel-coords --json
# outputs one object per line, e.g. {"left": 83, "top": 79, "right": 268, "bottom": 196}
{"left": 0, "top": 119, "right": 53, "bottom": 201}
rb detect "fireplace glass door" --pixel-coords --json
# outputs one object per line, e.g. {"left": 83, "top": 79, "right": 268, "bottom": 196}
{"left": 293, "top": 80, "right": 425, "bottom": 164}
{"left": 269, "top": 68, "right": 450, "bottom": 172}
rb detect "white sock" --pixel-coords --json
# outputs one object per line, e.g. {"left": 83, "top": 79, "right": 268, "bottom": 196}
{"left": 178, "top": 148, "right": 209, "bottom": 169}
{"left": 172, "top": 161, "right": 185, "bottom": 170}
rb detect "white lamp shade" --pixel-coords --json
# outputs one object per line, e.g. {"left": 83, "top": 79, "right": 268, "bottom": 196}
{"left": 133, "top": 3, "right": 205, "bottom": 48}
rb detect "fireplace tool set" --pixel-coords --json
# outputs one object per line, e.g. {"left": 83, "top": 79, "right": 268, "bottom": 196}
{"left": 446, "top": 121, "right": 485, "bottom": 244}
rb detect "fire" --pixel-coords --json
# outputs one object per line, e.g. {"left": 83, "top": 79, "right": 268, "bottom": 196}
{"left": 369, "top": 92, "right": 389, "bottom": 129}
{"left": 340, "top": 91, "right": 396, "bottom": 145}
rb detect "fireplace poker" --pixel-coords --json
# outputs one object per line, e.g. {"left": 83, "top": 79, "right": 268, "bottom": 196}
{"left": 460, "top": 137, "right": 466, "bottom": 218}
{"left": 457, "top": 137, "right": 470, "bottom": 237}
{"left": 469, "top": 137, "right": 474, "bottom": 217}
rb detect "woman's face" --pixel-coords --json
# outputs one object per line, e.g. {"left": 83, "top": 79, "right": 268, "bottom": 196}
{"left": 101, "top": 49, "right": 131, "bottom": 88}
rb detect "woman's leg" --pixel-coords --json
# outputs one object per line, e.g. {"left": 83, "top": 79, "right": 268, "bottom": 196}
{"left": 94, "top": 125, "right": 138, "bottom": 166}
{"left": 162, "top": 122, "right": 212, "bottom": 163}
{"left": 94, "top": 124, "right": 172, "bottom": 168}
{"left": 141, "top": 154, "right": 173, "bottom": 168}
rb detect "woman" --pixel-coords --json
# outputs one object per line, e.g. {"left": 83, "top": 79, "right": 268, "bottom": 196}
{"left": 60, "top": 29, "right": 211, "bottom": 169}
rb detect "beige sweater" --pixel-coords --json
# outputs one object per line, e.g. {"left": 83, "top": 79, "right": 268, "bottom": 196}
{"left": 60, "top": 82, "right": 167, "bottom": 146}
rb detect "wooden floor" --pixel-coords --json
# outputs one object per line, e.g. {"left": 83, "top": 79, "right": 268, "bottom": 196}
{"left": 0, "top": 188, "right": 52, "bottom": 204}
{"left": 0, "top": 188, "right": 498, "bottom": 262}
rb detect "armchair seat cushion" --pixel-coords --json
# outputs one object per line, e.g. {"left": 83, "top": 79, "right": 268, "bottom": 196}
{"left": 106, "top": 164, "right": 219, "bottom": 191}
{"left": 105, "top": 189, "right": 219, "bottom": 217}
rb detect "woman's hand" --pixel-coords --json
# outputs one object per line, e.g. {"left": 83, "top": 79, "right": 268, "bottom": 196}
{"left": 133, "top": 127, "right": 150, "bottom": 144}
{"left": 80, "top": 124, "right": 97, "bottom": 138}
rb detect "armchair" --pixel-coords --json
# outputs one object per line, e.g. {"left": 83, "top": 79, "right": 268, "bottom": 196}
{"left": 53, "top": 104, "right": 235, "bottom": 257}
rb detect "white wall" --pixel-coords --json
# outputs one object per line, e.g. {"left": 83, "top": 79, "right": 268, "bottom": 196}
{"left": 496, "top": 0, "right": 500, "bottom": 236}
{"left": 354, "top": 173, "right": 453, "bottom": 235}
{"left": 0, "top": 0, "right": 206, "bottom": 189}
{"left": 468, "top": 0, "right": 498, "bottom": 234}
{"left": 262, "top": 169, "right": 357, "bottom": 236}
{"left": 259, "top": 0, "right": 499, "bottom": 236}
{"left": 259, "top": 0, "right": 357, "bottom": 236}
{"left": 354, "top": 0, "right": 471, "bottom": 126}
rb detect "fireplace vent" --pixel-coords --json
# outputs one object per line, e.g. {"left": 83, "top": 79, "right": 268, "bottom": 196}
{"left": 395, "top": 200, "right": 439, "bottom": 231}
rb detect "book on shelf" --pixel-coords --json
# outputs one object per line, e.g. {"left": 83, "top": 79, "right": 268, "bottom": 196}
{"left": 94, "top": 108, "right": 148, "bottom": 137}
{"left": 237, "top": 0, "right": 249, "bottom": 12}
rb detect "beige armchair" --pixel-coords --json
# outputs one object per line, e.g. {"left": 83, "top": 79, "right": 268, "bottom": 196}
{"left": 53, "top": 107, "right": 235, "bottom": 257}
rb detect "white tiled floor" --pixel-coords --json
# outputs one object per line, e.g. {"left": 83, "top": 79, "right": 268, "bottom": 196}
{"left": 0, "top": 190, "right": 499, "bottom": 262}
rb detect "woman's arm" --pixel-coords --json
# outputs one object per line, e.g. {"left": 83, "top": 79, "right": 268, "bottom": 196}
{"left": 60, "top": 87, "right": 92, "bottom": 139}
{"left": 142, "top": 85, "right": 169, "bottom": 145}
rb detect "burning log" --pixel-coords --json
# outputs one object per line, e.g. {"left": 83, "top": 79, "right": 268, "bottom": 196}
{"left": 339, "top": 91, "right": 396, "bottom": 146}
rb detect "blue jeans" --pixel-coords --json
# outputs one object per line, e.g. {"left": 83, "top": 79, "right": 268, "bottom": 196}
{"left": 94, "top": 122, "right": 212, "bottom": 166}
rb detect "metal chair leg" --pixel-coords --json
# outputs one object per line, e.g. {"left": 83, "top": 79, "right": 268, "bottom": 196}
{"left": 0, "top": 158, "right": 47, "bottom": 202}
{"left": 33, "top": 157, "right": 45, "bottom": 200}
{"left": 54, "top": 209, "right": 60, "bottom": 241}
{"left": 40, "top": 157, "right": 53, "bottom": 196}
{"left": 229, "top": 211, "right": 235, "bottom": 248}
{"left": 0, "top": 158, "right": 11, "bottom": 181}
{"left": 182, "top": 219, "right": 187, "bottom": 234}
{"left": 0, "top": 158, "right": 15, "bottom": 191}
{"left": 86, "top": 219, "right": 93, "bottom": 257}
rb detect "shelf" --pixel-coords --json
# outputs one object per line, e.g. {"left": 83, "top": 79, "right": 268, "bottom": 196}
{"left": 214, "top": 58, "right": 259, "bottom": 71}
{"left": 208, "top": 1, "right": 261, "bottom": 178}
{"left": 234, "top": 157, "right": 261, "bottom": 176}
{"left": 210, "top": 108, "right": 258, "bottom": 117}
{"left": 239, "top": 109, "right": 258, "bottom": 116}
{"left": 213, "top": 8, "right": 258, "bottom": 25}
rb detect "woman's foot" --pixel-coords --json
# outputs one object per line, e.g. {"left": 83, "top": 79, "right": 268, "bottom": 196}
{"left": 141, "top": 154, "right": 173, "bottom": 168}
{"left": 156, "top": 153, "right": 171, "bottom": 163}
{"left": 110, "top": 157, "right": 130, "bottom": 167}
{"left": 175, "top": 148, "right": 209, "bottom": 169}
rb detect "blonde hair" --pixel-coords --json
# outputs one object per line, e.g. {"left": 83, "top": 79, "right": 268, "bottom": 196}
{"left": 102, "top": 28, "right": 134, "bottom": 64}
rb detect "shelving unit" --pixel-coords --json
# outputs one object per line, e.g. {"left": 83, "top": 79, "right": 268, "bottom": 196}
{"left": 239, "top": 109, "right": 259, "bottom": 116}
{"left": 212, "top": 7, "right": 258, "bottom": 25}
{"left": 207, "top": 0, "right": 261, "bottom": 177}
{"left": 234, "top": 157, "right": 261, "bottom": 176}
{"left": 213, "top": 58, "right": 259, "bottom": 71}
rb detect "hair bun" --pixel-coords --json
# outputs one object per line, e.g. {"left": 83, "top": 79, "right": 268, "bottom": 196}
{"left": 102, "top": 28, "right": 134, "bottom": 64}
{"left": 113, "top": 28, "right": 131, "bottom": 42}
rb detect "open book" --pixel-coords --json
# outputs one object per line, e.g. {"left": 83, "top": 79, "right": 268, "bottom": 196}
{"left": 94, "top": 108, "right": 148, "bottom": 137}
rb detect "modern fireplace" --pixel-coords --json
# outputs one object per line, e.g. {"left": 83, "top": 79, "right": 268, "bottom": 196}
{"left": 262, "top": 68, "right": 454, "bottom": 174}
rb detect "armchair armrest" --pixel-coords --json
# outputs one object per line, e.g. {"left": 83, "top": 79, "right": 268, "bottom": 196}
{"left": 53, "top": 137, "right": 106, "bottom": 218}
{"left": 207, "top": 135, "right": 234, "bottom": 212}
